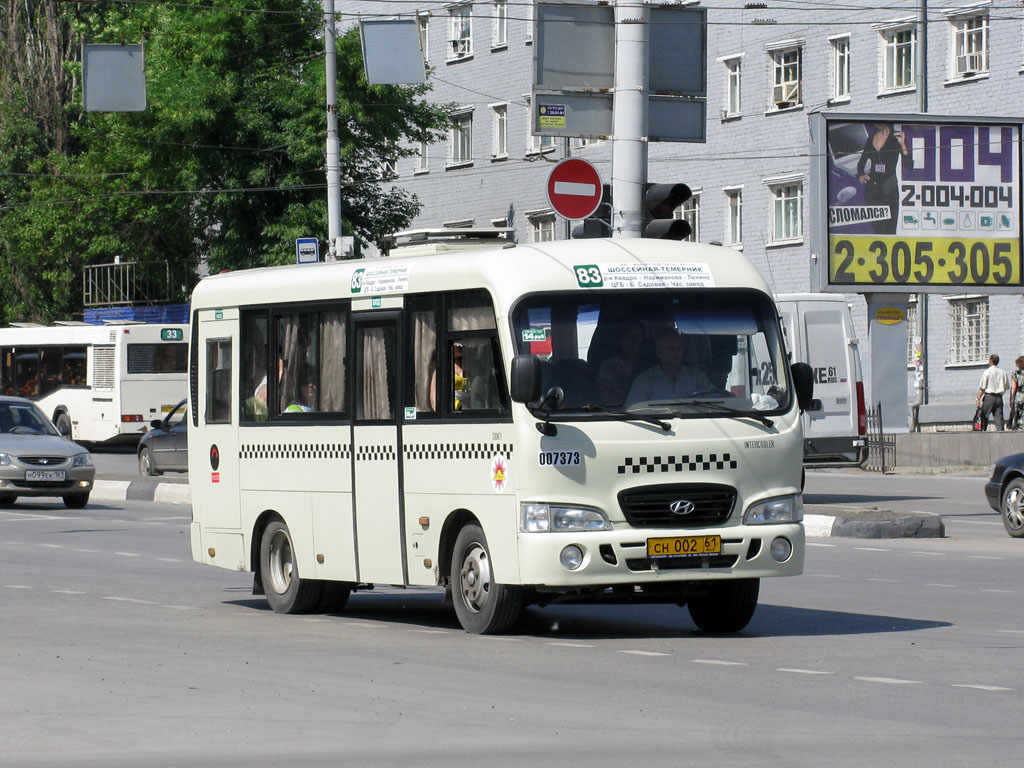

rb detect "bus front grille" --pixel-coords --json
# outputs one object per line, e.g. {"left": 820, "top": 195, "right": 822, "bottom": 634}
{"left": 618, "top": 483, "right": 736, "bottom": 528}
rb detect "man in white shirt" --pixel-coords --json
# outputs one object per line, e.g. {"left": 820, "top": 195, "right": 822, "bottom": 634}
{"left": 626, "top": 328, "right": 713, "bottom": 406}
{"left": 977, "top": 354, "right": 1010, "bottom": 431}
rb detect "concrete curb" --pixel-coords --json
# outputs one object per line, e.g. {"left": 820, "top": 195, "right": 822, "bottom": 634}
{"left": 93, "top": 479, "right": 191, "bottom": 505}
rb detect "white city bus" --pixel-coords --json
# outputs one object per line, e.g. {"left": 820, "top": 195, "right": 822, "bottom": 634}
{"left": 187, "top": 238, "right": 813, "bottom": 634}
{"left": 0, "top": 322, "right": 189, "bottom": 443}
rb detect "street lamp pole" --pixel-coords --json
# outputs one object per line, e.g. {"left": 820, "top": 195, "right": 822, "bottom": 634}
{"left": 324, "top": 0, "right": 342, "bottom": 260}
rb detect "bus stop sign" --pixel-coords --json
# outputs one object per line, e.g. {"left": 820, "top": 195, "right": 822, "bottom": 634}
{"left": 546, "top": 158, "right": 602, "bottom": 220}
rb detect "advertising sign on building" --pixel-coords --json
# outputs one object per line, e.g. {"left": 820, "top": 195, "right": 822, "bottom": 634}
{"left": 811, "top": 113, "right": 1024, "bottom": 293}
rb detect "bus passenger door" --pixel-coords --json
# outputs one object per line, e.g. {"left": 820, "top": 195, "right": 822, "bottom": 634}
{"left": 351, "top": 315, "right": 406, "bottom": 585}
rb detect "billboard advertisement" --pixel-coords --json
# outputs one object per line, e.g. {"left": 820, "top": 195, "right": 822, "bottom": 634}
{"left": 822, "top": 117, "right": 1022, "bottom": 290}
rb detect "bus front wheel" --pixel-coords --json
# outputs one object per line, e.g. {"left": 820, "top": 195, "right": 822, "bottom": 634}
{"left": 451, "top": 523, "right": 522, "bottom": 634}
{"left": 259, "top": 520, "right": 323, "bottom": 614}
{"left": 687, "top": 578, "right": 759, "bottom": 633}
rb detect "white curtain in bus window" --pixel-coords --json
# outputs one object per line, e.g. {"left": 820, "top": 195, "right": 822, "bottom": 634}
{"left": 319, "top": 311, "right": 346, "bottom": 413}
{"left": 241, "top": 314, "right": 269, "bottom": 421}
{"left": 360, "top": 327, "right": 391, "bottom": 420}
{"left": 412, "top": 310, "right": 437, "bottom": 412}
{"left": 205, "top": 339, "right": 232, "bottom": 423}
{"left": 448, "top": 305, "right": 496, "bottom": 332}
{"left": 277, "top": 314, "right": 313, "bottom": 414}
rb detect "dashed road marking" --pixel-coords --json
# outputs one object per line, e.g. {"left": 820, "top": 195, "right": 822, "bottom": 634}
{"left": 621, "top": 650, "right": 670, "bottom": 657}
{"left": 693, "top": 659, "right": 747, "bottom": 666}
{"left": 968, "top": 555, "right": 1004, "bottom": 560}
{"left": 102, "top": 596, "right": 156, "bottom": 605}
{"left": 4, "top": 584, "right": 32, "bottom": 589}
{"left": 156, "top": 558, "right": 183, "bottom": 563}
{"left": 547, "top": 642, "right": 597, "bottom": 648}
{"left": 867, "top": 578, "right": 899, "bottom": 583}
{"left": 38, "top": 543, "right": 64, "bottom": 549}
{"left": 925, "top": 583, "right": 957, "bottom": 588}
{"left": 410, "top": 629, "right": 450, "bottom": 634}
{"left": 806, "top": 542, "right": 836, "bottom": 548}
{"left": 855, "top": 547, "right": 891, "bottom": 552}
{"left": 855, "top": 677, "right": 920, "bottom": 685}
{"left": 953, "top": 684, "right": 1013, "bottom": 691}
{"left": 114, "top": 552, "right": 141, "bottom": 558}
{"left": 777, "top": 668, "right": 831, "bottom": 675}
{"left": 162, "top": 605, "right": 197, "bottom": 610}
{"left": 53, "top": 589, "right": 86, "bottom": 595}
{"left": 911, "top": 551, "right": 945, "bottom": 556}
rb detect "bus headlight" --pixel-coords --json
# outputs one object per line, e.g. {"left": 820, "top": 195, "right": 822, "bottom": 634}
{"left": 72, "top": 453, "right": 93, "bottom": 468}
{"left": 521, "top": 503, "right": 611, "bottom": 532}
{"left": 743, "top": 494, "right": 804, "bottom": 525}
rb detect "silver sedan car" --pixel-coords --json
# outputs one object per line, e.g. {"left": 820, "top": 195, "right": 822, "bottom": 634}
{"left": 0, "top": 396, "right": 94, "bottom": 509}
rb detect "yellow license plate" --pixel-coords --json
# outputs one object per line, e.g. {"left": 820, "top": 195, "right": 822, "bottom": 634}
{"left": 161, "top": 404, "right": 174, "bottom": 413}
{"left": 647, "top": 535, "right": 721, "bottom": 559}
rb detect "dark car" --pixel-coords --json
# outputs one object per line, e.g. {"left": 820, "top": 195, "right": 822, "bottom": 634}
{"left": 0, "top": 395, "right": 94, "bottom": 508}
{"left": 984, "top": 452, "right": 1024, "bottom": 537}
{"left": 138, "top": 399, "right": 188, "bottom": 476}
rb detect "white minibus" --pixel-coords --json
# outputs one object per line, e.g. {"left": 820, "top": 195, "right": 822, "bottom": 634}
{"left": 187, "top": 238, "right": 813, "bottom": 634}
{"left": 0, "top": 322, "right": 189, "bottom": 443}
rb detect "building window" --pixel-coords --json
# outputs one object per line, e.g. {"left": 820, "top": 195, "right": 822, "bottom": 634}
{"left": 769, "top": 182, "right": 803, "bottom": 243}
{"left": 769, "top": 46, "right": 802, "bottom": 109}
{"left": 723, "top": 56, "right": 742, "bottom": 117}
{"left": 448, "top": 3, "right": 472, "bottom": 61}
{"left": 950, "top": 13, "right": 988, "bottom": 78}
{"left": 418, "top": 13, "right": 430, "bottom": 63}
{"left": 948, "top": 296, "right": 988, "bottom": 365}
{"left": 415, "top": 140, "right": 429, "bottom": 173}
{"left": 529, "top": 213, "right": 556, "bottom": 242}
{"left": 725, "top": 187, "right": 742, "bottom": 247}
{"left": 831, "top": 36, "right": 851, "bottom": 101}
{"left": 491, "top": 103, "right": 507, "bottom": 159}
{"left": 881, "top": 25, "right": 916, "bottom": 91}
{"left": 493, "top": 0, "right": 508, "bottom": 48}
{"left": 674, "top": 193, "right": 700, "bottom": 243}
{"left": 573, "top": 137, "right": 606, "bottom": 149}
{"left": 447, "top": 110, "right": 473, "bottom": 167}
{"left": 524, "top": 95, "right": 556, "bottom": 154}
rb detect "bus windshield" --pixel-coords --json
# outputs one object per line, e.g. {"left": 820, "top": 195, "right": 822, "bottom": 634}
{"left": 511, "top": 290, "right": 791, "bottom": 417}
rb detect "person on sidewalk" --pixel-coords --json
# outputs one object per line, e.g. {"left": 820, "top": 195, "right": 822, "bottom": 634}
{"left": 977, "top": 354, "right": 1010, "bottom": 431}
{"left": 1010, "top": 356, "right": 1024, "bottom": 430}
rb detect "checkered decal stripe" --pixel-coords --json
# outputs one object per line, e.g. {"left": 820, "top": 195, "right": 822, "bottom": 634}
{"left": 404, "top": 443, "right": 514, "bottom": 461}
{"left": 618, "top": 454, "right": 737, "bottom": 474}
{"left": 240, "top": 443, "right": 351, "bottom": 460}
{"left": 356, "top": 445, "right": 397, "bottom": 462}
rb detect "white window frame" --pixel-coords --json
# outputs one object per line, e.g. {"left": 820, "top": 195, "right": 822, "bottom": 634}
{"left": 491, "top": 102, "right": 508, "bottom": 160}
{"left": 719, "top": 54, "right": 742, "bottom": 118}
{"left": 947, "top": 295, "right": 989, "bottom": 366}
{"left": 724, "top": 186, "right": 743, "bottom": 248}
{"left": 765, "top": 176, "right": 803, "bottom": 244}
{"left": 830, "top": 34, "right": 851, "bottom": 102}
{"left": 493, "top": 0, "right": 508, "bottom": 48}
{"left": 447, "top": 3, "right": 473, "bottom": 62}
{"left": 877, "top": 20, "right": 917, "bottom": 93}
{"left": 415, "top": 140, "right": 429, "bottom": 174}
{"left": 447, "top": 109, "right": 474, "bottom": 168}
{"left": 528, "top": 211, "right": 556, "bottom": 242}
{"left": 418, "top": 13, "right": 430, "bottom": 64}
{"left": 525, "top": 0, "right": 534, "bottom": 43}
{"left": 766, "top": 41, "right": 803, "bottom": 111}
{"left": 523, "top": 94, "right": 556, "bottom": 155}
{"left": 673, "top": 192, "right": 700, "bottom": 243}
{"left": 946, "top": 6, "right": 989, "bottom": 80}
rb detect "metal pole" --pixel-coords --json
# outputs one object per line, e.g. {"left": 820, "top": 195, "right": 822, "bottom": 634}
{"left": 917, "top": 0, "right": 927, "bottom": 113}
{"left": 324, "top": 0, "right": 342, "bottom": 260}
{"left": 610, "top": 0, "right": 647, "bottom": 238}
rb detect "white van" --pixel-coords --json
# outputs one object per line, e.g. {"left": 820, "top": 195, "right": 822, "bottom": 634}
{"left": 776, "top": 294, "right": 866, "bottom": 467}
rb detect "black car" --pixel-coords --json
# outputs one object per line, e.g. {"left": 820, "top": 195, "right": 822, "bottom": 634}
{"left": 138, "top": 399, "right": 188, "bottom": 476}
{"left": 985, "top": 452, "right": 1024, "bottom": 537}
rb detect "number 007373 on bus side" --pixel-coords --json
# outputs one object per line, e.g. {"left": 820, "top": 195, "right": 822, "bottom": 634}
{"left": 647, "top": 535, "right": 722, "bottom": 558}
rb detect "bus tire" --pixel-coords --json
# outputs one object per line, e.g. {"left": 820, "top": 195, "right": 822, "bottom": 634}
{"left": 55, "top": 412, "right": 71, "bottom": 437}
{"left": 451, "top": 523, "right": 522, "bottom": 634}
{"left": 687, "top": 578, "right": 759, "bottom": 633}
{"left": 139, "top": 447, "right": 161, "bottom": 477}
{"left": 63, "top": 493, "right": 90, "bottom": 510}
{"left": 259, "top": 520, "right": 323, "bottom": 614}
{"left": 318, "top": 581, "right": 353, "bottom": 613}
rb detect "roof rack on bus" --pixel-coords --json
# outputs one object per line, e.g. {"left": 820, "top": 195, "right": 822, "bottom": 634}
{"left": 382, "top": 227, "right": 516, "bottom": 256}
{"left": 53, "top": 321, "right": 92, "bottom": 326}
{"left": 7, "top": 322, "right": 46, "bottom": 328}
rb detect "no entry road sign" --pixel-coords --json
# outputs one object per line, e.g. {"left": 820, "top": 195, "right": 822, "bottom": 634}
{"left": 546, "top": 158, "right": 602, "bottom": 220}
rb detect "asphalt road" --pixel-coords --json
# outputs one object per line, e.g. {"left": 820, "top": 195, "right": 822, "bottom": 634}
{"left": 1, "top": 475, "right": 1021, "bottom": 767}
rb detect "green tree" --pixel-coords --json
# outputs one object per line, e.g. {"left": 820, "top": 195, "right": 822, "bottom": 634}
{"left": 0, "top": 0, "right": 450, "bottom": 322}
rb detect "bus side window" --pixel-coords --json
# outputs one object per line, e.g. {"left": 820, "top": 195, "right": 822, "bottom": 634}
{"left": 39, "top": 347, "right": 61, "bottom": 397}
{"left": 205, "top": 339, "right": 232, "bottom": 424}
{"left": 240, "top": 312, "right": 269, "bottom": 422}
{"left": 62, "top": 347, "right": 86, "bottom": 387}
{"left": 0, "top": 348, "right": 14, "bottom": 396}
{"left": 406, "top": 297, "right": 439, "bottom": 414}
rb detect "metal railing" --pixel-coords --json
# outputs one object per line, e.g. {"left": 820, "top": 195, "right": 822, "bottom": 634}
{"left": 864, "top": 402, "right": 896, "bottom": 473}
{"left": 82, "top": 261, "right": 173, "bottom": 307}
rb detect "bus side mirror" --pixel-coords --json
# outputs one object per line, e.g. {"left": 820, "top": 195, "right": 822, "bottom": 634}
{"left": 790, "top": 362, "right": 814, "bottom": 412}
{"left": 510, "top": 355, "right": 541, "bottom": 403}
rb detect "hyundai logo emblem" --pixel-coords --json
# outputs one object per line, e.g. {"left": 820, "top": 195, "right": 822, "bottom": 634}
{"left": 669, "top": 499, "right": 695, "bottom": 515}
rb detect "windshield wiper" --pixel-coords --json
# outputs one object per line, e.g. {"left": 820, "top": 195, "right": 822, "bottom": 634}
{"left": 670, "top": 399, "right": 775, "bottom": 428}
{"left": 579, "top": 405, "right": 671, "bottom": 432}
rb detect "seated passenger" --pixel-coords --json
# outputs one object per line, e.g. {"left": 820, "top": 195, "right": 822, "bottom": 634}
{"left": 625, "top": 328, "right": 713, "bottom": 406}
{"left": 596, "top": 321, "right": 646, "bottom": 404}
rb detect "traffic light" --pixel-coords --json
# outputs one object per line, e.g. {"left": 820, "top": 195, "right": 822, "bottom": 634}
{"left": 644, "top": 183, "right": 692, "bottom": 240}
{"left": 571, "top": 184, "right": 612, "bottom": 239}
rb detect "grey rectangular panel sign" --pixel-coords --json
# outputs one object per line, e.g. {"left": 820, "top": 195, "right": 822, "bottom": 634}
{"left": 648, "top": 97, "right": 706, "bottom": 143}
{"left": 82, "top": 44, "right": 146, "bottom": 112}
{"left": 534, "top": 2, "right": 614, "bottom": 90}
{"left": 649, "top": 6, "right": 707, "bottom": 97}
{"left": 360, "top": 19, "right": 426, "bottom": 85}
{"left": 532, "top": 90, "right": 613, "bottom": 139}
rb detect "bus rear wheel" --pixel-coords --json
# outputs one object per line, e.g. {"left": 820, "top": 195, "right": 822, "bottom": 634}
{"left": 259, "top": 520, "right": 323, "bottom": 614}
{"left": 687, "top": 578, "right": 759, "bottom": 633}
{"left": 451, "top": 523, "right": 521, "bottom": 634}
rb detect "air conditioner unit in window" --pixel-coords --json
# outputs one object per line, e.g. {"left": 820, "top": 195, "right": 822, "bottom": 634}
{"left": 450, "top": 39, "right": 470, "bottom": 58}
{"left": 772, "top": 82, "right": 800, "bottom": 108}
{"left": 957, "top": 53, "right": 983, "bottom": 75}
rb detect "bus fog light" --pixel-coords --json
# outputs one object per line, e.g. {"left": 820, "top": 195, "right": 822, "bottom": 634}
{"left": 770, "top": 537, "right": 793, "bottom": 563}
{"left": 559, "top": 545, "right": 584, "bottom": 571}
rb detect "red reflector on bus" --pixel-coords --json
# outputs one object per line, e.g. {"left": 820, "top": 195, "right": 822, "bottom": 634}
{"left": 121, "top": 414, "right": 144, "bottom": 422}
